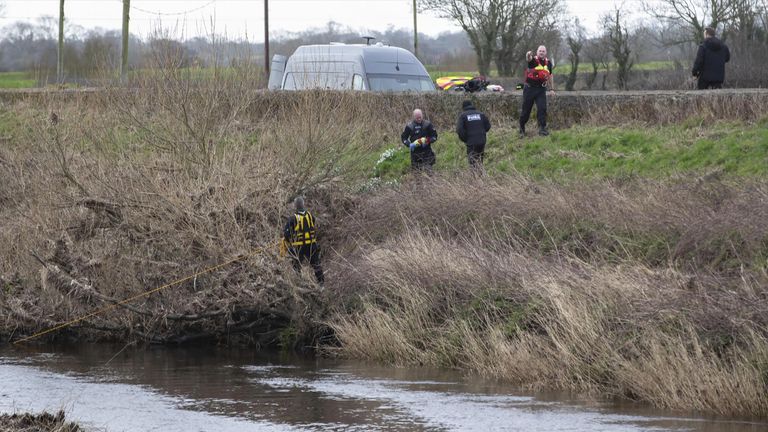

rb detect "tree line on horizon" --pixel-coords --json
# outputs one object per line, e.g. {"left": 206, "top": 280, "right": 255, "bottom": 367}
{"left": 0, "top": 0, "right": 766, "bottom": 89}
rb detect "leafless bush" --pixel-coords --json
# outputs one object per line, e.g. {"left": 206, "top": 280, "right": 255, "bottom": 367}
{"left": 104, "top": 38, "right": 265, "bottom": 169}
{"left": 0, "top": 64, "right": 373, "bottom": 347}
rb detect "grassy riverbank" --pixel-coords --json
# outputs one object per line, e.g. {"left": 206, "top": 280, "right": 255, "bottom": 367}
{"left": 1, "top": 83, "right": 767, "bottom": 416}
{"left": 369, "top": 121, "right": 768, "bottom": 180}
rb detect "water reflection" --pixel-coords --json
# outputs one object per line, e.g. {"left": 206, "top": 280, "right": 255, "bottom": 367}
{"left": 0, "top": 344, "right": 765, "bottom": 431}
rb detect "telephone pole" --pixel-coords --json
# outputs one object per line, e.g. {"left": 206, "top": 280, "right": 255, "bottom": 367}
{"left": 413, "top": 0, "right": 418, "bottom": 57}
{"left": 264, "top": 0, "right": 270, "bottom": 75}
{"left": 57, "top": 0, "right": 64, "bottom": 83}
{"left": 121, "top": 0, "right": 130, "bottom": 80}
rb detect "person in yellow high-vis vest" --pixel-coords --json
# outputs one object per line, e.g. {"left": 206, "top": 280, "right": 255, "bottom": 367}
{"left": 519, "top": 45, "right": 556, "bottom": 138}
{"left": 283, "top": 196, "right": 324, "bottom": 284}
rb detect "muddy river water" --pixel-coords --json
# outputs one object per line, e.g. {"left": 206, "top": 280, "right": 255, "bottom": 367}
{"left": 0, "top": 344, "right": 765, "bottom": 431}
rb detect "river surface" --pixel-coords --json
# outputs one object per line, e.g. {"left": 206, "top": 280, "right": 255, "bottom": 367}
{"left": 0, "top": 344, "right": 766, "bottom": 432}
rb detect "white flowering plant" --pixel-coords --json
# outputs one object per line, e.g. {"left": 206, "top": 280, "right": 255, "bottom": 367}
{"left": 373, "top": 146, "right": 408, "bottom": 178}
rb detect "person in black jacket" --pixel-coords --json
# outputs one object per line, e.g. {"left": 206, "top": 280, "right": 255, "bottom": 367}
{"left": 401, "top": 109, "right": 438, "bottom": 171}
{"left": 519, "top": 45, "right": 555, "bottom": 138}
{"left": 283, "top": 196, "right": 324, "bottom": 285}
{"left": 456, "top": 100, "right": 491, "bottom": 169}
{"left": 692, "top": 27, "right": 730, "bottom": 89}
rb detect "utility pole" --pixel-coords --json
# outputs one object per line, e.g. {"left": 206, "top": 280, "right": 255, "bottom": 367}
{"left": 121, "top": 0, "right": 130, "bottom": 80}
{"left": 57, "top": 0, "right": 64, "bottom": 84}
{"left": 413, "top": 0, "right": 418, "bottom": 57}
{"left": 264, "top": 0, "right": 270, "bottom": 76}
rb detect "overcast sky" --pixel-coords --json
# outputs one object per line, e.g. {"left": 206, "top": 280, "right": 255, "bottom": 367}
{"left": 0, "top": 0, "right": 628, "bottom": 40}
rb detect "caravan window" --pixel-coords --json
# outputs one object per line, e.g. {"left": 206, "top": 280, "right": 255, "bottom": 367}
{"left": 367, "top": 74, "right": 435, "bottom": 92}
{"left": 283, "top": 72, "right": 351, "bottom": 90}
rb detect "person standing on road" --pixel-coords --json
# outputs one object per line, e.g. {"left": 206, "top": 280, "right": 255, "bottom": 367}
{"left": 519, "top": 45, "right": 555, "bottom": 138}
{"left": 692, "top": 27, "right": 730, "bottom": 90}
{"left": 456, "top": 100, "right": 491, "bottom": 169}
{"left": 401, "top": 109, "right": 438, "bottom": 172}
{"left": 283, "top": 196, "right": 324, "bottom": 285}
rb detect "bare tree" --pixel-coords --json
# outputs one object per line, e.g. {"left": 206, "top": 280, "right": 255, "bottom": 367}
{"left": 565, "top": 18, "right": 586, "bottom": 91}
{"left": 603, "top": 7, "right": 635, "bottom": 90}
{"left": 725, "top": 0, "right": 768, "bottom": 86}
{"left": 583, "top": 35, "right": 613, "bottom": 90}
{"left": 493, "top": 0, "right": 563, "bottom": 76}
{"left": 760, "top": 0, "right": 768, "bottom": 31}
{"left": 729, "top": 0, "right": 766, "bottom": 39}
{"left": 582, "top": 38, "right": 602, "bottom": 90}
{"left": 647, "top": 0, "right": 747, "bottom": 43}
{"left": 421, "top": 0, "right": 508, "bottom": 75}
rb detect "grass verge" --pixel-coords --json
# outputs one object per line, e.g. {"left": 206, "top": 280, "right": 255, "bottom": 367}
{"left": 369, "top": 121, "right": 768, "bottom": 181}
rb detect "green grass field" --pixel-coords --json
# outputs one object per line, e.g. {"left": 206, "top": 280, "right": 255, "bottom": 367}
{"left": 555, "top": 60, "right": 676, "bottom": 76}
{"left": 370, "top": 120, "right": 768, "bottom": 182}
{"left": 0, "top": 72, "right": 37, "bottom": 89}
{"left": 428, "top": 61, "right": 677, "bottom": 80}
{"left": 0, "top": 68, "right": 257, "bottom": 89}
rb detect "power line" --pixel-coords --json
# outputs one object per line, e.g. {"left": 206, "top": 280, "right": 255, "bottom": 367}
{"left": 0, "top": 1, "right": 429, "bottom": 31}
{"left": 124, "top": 0, "right": 219, "bottom": 16}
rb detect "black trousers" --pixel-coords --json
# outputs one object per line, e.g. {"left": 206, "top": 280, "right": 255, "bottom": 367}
{"left": 519, "top": 85, "right": 547, "bottom": 130}
{"left": 467, "top": 143, "right": 485, "bottom": 168}
{"left": 410, "top": 149, "right": 436, "bottom": 172}
{"left": 291, "top": 244, "right": 324, "bottom": 284}
{"left": 697, "top": 79, "right": 723, "bottom": 90}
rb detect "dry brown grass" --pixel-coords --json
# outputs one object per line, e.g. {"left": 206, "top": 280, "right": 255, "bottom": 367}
{"left": 327, "top": 173, "right": 768, "bottom": 416}
{"left": 337, "top": 174, "right": 768, "bottom": 274}
{"left": 329, "top": 231, "right": 768, "bottom": 416}
{"left": 0, "top": 411, "right": 81, "bottom": 432}
{"left": 3, "top": 87, "right": 768, "bottom": 133}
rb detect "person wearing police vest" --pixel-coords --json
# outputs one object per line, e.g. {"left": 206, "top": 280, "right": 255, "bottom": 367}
{"left": 519, "top": 45, "right": 555, "bottom": 138}
{"left": 456, "top": 100, "right": 491, "bottom": 169}
{"left": 283, "top": 196, "right": 324, "bottom": 284}
{"left": 401, "top": 108, "right": 438, "bottom": 171}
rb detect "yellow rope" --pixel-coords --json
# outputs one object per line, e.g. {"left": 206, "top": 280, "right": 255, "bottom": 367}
{"left": 13, "top": 243, "right": 276, "bottom": 345}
